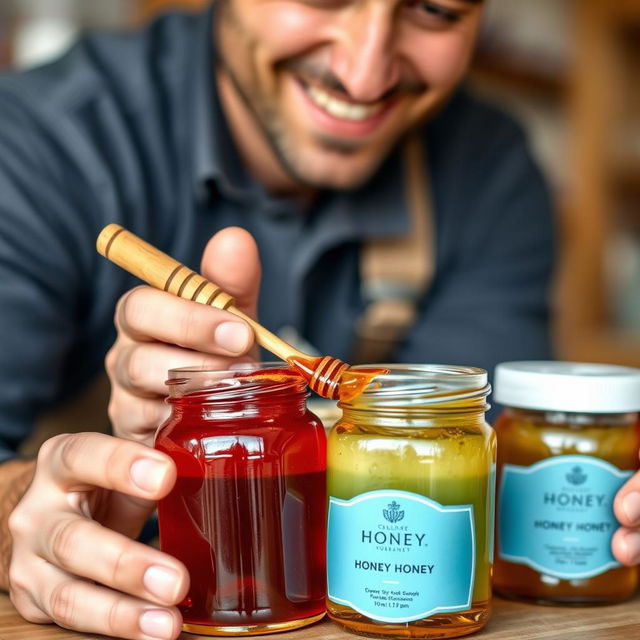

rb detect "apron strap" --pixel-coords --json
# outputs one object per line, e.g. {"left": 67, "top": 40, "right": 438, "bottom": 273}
{"left": 351, "top": 136, "right": 435, "bottom": 364}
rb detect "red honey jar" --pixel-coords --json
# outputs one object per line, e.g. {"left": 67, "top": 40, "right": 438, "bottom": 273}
{"left": 155, "top": 364, "right": 327, "bottom": 635}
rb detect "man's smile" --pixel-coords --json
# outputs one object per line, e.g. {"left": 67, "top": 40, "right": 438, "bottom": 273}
{"left": 304, "top": 82, "right": 385, "bottom": 121}
{"left": 215, "top": 0, "right": 483, "bottom": 188}
{"left": 292, "top": 75, "right": 399, "bottom": 139}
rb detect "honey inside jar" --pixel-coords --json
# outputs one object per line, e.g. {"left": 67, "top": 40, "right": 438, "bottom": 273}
{"left": 155, "top": 364, "right": 327, "bottom": 635}
{"left": 493, "top": 362, "right": 640, "bottom": 605}
{"left": 326, "top": 365, "right": 495, "bottom": 639}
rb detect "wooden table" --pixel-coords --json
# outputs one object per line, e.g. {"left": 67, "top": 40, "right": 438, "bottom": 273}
{"left": 2, "top": 592, "right": 640, "bottom": 640}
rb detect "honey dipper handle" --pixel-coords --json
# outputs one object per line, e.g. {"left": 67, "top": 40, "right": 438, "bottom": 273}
{"left": 96, "top": 224, "right": 307, "bottom": 363}
{"left": 97, "top": 224, "right": 236, "bottom": 310}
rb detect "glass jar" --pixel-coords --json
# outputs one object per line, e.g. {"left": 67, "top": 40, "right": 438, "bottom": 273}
{"left": 155, "top": 364, "right": 327, "bottom": 635}
{"left": 493, "top": 361, "right": 640, "bottom": 605}
{"left": 326, "top": 365, "right": 495, "bottom": 639}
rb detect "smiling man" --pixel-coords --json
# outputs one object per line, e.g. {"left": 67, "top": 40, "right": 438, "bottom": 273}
{"left": 0, "top": 1, "right": 566, "bottom": 639}
{"left": 216, "top": 0, "right": 484, "bottom": 191}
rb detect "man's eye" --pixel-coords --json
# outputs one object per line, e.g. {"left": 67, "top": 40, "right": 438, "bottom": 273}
{"left": 405, "top": 1, "right": 462, "bottom": 26}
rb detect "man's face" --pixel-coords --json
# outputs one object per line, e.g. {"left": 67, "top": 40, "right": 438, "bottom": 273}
{"left": 216, "top": 0, "right": 484, "bottom": 190}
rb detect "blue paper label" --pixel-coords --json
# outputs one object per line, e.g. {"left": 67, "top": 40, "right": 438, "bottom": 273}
{"left": 327, "top": 490, "right": 475, "bottom": 623}
{"left": 498, "top": 455, "right": 632, "bottom": 579}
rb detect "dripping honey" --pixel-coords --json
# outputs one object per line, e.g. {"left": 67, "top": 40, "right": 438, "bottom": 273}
{"left": 286, "top": 354, "right": 388, "bottom": 401}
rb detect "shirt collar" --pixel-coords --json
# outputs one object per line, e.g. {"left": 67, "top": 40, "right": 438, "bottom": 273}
{"left": 192, "top": 2, "right": 258, "bottom": 205}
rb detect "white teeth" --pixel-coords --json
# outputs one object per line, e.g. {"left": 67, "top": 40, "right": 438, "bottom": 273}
{"left": 306, "top": 84, "right": 382, "bottom": 121}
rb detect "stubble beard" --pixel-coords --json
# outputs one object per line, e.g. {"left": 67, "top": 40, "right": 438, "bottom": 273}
{"left": 219, "top": 56, "right": 379, "bottom": 191}
{"left": 219, "top": 58, "right": 313, "bottom": 188}
{"left": 216, "top": 2, "right": 387, "bottom": 190}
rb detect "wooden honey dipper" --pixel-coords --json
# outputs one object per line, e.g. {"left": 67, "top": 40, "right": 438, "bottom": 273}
{"left": 96, "top": 224, "right": 385, "bottom": 401}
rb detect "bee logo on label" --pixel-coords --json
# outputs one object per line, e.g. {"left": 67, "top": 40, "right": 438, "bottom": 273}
{"left": 383, "top": 501, "right": 405, "bottom": 523}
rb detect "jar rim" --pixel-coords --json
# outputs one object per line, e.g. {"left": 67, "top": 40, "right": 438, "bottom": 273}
{"left": 165, "top": 361, "right": 307, "bottom": 400}
{"left": 340, "top": 363, "right": 490, "bottom": 414}
{"left": 167, "top": 361, "right": 288, "bottom": 376}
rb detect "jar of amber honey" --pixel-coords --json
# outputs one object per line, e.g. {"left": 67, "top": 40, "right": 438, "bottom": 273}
{"left": 155, "top": 364, "right": 327, "bottom": 635}
{"left": 326, "top": 365, "right": 495, "bottom": 639}
{"left": 494, "top": 362, "right": 640, "bottom": 604}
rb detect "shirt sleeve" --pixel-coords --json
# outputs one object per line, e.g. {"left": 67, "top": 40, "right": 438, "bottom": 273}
{"left": 0, "top": 83, "right": 96, "bottom": 462}
{"left": 398, "top": 105, "right": 556, "bottom": 416}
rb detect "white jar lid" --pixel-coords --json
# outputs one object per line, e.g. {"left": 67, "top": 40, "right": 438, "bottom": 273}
{"left": 494, "top": 361, "right": 640, "bottom": 413}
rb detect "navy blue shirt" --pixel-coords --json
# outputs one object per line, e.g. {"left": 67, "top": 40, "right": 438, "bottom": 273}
{"left": 0, "top": 5, "right": 555, "bottom": 460}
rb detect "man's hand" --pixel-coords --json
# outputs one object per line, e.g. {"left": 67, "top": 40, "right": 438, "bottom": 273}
{"left": 106, "top": 227, "right": 261, "bottom": 444}
{"left": 8, "top": 432, "right": 187, "bottom": 640}
{"left": 613, "top": 458, "right": 640, "bottom": 566}
{"left": 5, "top": 228, "right": 263, "bottom": 639}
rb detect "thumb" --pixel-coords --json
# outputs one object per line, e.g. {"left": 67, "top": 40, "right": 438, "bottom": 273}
{"left": 201, "top": 226, "right": 261, "bottom": 319}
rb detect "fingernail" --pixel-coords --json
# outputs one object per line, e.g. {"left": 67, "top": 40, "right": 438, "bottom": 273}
{"left": 139, "top": 609, "right": 174, "bottom": 640}
{"left": 130, "top": 458, "right": 168, "bottom": 493}
{"left": 623, "top": 531, "right": 640, "bottom": 564}
{"left": 214, "top": 321, "right": 251, "bottom": 354}
{"left": 622, "top": 491, "right": 640, "bottom": 525}
{"left": 144, "top": 565, "right": 180, "bottom": 602}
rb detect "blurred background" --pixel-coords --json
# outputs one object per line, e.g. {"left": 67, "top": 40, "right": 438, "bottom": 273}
{"left": 1, "top": 0, "right": 639, "bottom": 367}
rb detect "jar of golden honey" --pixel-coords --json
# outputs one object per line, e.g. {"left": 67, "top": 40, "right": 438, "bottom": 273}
{"left": 493, "top": 362, "right": 640, "bottom": 604}
{"left": 155, "top": 364, "right": 327, "bottom": 635}
{"left": 326, "top": 365, "right": 495, "bottom": 638}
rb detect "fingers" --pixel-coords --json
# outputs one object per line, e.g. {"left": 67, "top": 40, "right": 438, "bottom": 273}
{"left": 8, "top": 433, "right": 188, "bottom": 640}
{"left": 37, "top": 517, "right": 187, "bottom": 606}
{"left": 37, "top": 432, "right": 176, "bottom": 499}
{"left": 108, "top": 388, "right": 171, "bottom": 443}
{"left": 614, "top": 473, "right": 640, "bottom": 528}
{"left": 201, "top": 227, "right": 261, "bottom": 317}
{"left": 106, "top": 228, "right": 262, "bottom": 444}
{"left": 612, "top": 527, "right": 640, "bottom": 566}
{"left": 32, "top": 562, "right": 183, "bottom": 640}
{"left": 110, "top": 340, "right": 252, "bottom": 396}
{"left": 106, "top": 329, "right": 254, "bottom": 443}
{"left": 48, "top": 580, "right": 182, "bottom": 640}
{"left": 115, "top": 286, "right": 254, "bottom": 356}
{"left": 612, "top": 471, "right": 640, "bottom": 565}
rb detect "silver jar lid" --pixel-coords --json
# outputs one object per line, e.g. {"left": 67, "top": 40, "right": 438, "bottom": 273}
{"left": 494, "top": 361, "right": 640, "bottom": 413}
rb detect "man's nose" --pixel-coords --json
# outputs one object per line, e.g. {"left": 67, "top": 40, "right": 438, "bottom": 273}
{"left": 330, "top": 6, "right": 401, "bottom": 103}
